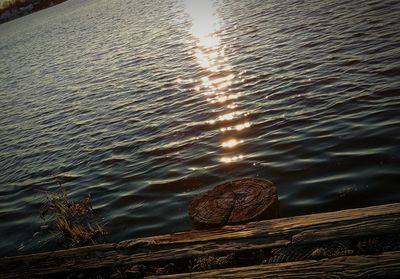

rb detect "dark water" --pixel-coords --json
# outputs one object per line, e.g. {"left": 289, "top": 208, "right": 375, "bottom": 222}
{"left": 0, "top": 0, "right": 399, "bottom": 256}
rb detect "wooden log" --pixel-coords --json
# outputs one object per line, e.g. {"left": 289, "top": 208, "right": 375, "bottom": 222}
{"left": 189, "top": 178, "right": 279, "bottom": 228}
{"left": 292, "top": 213, "right": 400, "bottom": 244}
{"left": 156, "top": 251, "right": 400, "bottom": 278}
{"left": 1, "top": 203, "right": 400, "bottom": 278}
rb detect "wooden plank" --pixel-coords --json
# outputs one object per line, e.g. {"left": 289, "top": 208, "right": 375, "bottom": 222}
{"left": 1, "top": 203, "right": 400, "bottom": 278}
{"left": 157, "top": 251, "right": 400, "bottom": 278}
{"left": 293, "top": 214, "right": 400, "bottom": 244}
{"left": 118, "top": 202, "right": 400, "bottom": 246}
{"left": 0, "top": 237, "right": 290, "bottom": 278}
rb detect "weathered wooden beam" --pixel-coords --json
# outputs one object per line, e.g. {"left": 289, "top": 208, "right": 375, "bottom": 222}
{"left": 0, "top": 237, "right": 290, "bottom": 278}
{"left": 118, "top": 202, "right": 400, "bottom": 247}
{"left": 1, "top": 203, "right": 400, "bottom": 278}
{"left": 156, "top": 251, "right": 400, "bottom": 278}
{"left": 292, "top": 213, "right": 400, "bottom": 244}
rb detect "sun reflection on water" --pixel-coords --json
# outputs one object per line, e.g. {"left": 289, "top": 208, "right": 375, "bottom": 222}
{"left": 220, "top": 155, "right": 244, "bottom": 163}
{"left": 221, "top": 138, "right": 243, "bottom": 148}
{"left": 185, "top": 0, "right": 251, "bottom": 164}
{"left": 220, "top": 122, "right": 251, "bottom": 132}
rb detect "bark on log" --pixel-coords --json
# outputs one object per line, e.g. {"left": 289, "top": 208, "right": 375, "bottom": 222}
{"left": 189, "top": 178, "right": 279, "bottom": 229}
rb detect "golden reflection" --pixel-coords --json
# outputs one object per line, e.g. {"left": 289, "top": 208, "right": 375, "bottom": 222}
{"left": 186, "top": 0, "right": 250, "bottom": 164}
{"left": 207, "top": 111, "right": 245, "bottom": 125}
{"left": 198, "top": 74, "right": 235, "bottom": 91}
{"left": 207, "top": 93, "right": 241, "bottom": 104}
{"left": 220, "top": 122, "right": 251, "bottom": 132}
{"left": 227, "top": 103, "right": 237, "bottom": 109}
{"left": 218, "top": 111, "right": 243, "bottom": 121}
{"left": 221, "top": 139, "right": 243, "bottom": 148}
{"left": 220, "top": 155, "right": 244, "bottom": 163}
{"left": 235, "top": 122, "right": 251, "bottom": 131}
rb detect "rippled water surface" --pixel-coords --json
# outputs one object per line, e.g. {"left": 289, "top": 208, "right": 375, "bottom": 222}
{"left": 1, "top": 0, "right": 400, "bottom": 255}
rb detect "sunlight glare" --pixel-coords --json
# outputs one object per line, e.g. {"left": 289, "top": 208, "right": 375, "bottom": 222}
{"left": 220, "top": 154, "right": 244, "bottom": 163}
{"left": 221, "top": 139, "right": 243, "bottom": 148}
{"left": 186, "top": 0, "right": 251, "bottom": 166}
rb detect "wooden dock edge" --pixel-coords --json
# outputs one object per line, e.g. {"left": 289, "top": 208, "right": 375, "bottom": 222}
{"left": 1, "top": 202, "right": 400, "bottom": 278}
{"left": 156, "top": 251, "right": 400, "bottom": 278}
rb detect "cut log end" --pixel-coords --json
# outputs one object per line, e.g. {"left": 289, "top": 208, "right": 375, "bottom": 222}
{"left": 189, "top": 178, "right": 279, "bottom": 229}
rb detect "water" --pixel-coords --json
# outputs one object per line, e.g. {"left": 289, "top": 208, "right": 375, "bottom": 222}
{"left": 0, "top": 0, "right": 399, "bottom": 256}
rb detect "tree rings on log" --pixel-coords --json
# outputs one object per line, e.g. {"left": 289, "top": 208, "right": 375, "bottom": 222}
{"left": 189, "top": 178, "right": 279, "bottom": 229}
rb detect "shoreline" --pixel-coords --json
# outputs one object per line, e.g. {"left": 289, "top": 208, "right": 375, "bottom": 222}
{"left": 1, "top": 203, "right": 400, "bottom": 278}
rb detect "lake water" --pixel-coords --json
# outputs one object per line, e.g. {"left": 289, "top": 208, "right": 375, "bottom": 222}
{"left": 0, "top": 0, "right": 399, "bottom": 256}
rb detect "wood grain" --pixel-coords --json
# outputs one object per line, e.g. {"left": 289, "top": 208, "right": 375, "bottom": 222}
{"left": 189, "top": 178, "right": 278, "bottom": 228}
{"left": 1, "top": 203, "right": 400, "bottom": 278}
{"left": 156, "top": 251, "right": 400, "bottom": 278}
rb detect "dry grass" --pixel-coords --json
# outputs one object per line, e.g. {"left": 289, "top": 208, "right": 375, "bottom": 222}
{"left": 40, "top": 183, "right": 108, "bottom": 248}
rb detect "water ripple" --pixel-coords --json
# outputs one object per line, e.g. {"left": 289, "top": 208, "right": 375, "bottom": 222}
{"left": 0, "top": 0, "right": 399, "bottom": 256}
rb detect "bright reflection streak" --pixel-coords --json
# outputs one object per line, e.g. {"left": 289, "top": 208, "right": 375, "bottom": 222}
{"left": 221, "top": 139, "right": 243, "bottom": 148}
{"left": 176, "top": 77, "right": 195, "bottom": 84}
{"left": 207, "top": 93, "right": 241, "bottom": 104}
{"left": 235, "top": 122, "right": 251, "bottom": 130}
{"left": 220, "top": 155, "right": 244, "bottom": 163}
{"left": 220, "top": 122, "right": 252, "bottom": 132}
{"left": 207, "top": 111, "right": 245, "bottom": 125}
{"left": 186, "top": 0, "right": 218, "bottom": 38}
{"left": 218, "top": 111, "right": 243, "bottom": 121}
{"left": 186, "top": 0, "right": 249, "bottom": 164}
